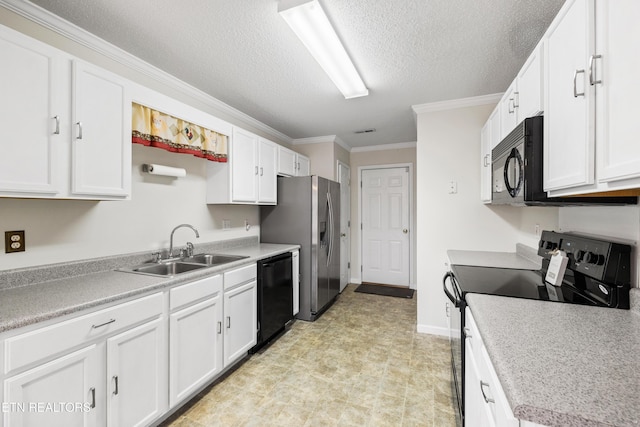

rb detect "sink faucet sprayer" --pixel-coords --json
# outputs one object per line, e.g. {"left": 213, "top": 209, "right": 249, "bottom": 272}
{"left": 168, "top": 224, "right": 200, "bottom": 258}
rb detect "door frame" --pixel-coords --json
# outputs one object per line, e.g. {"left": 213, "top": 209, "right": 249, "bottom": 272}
{"left": 357, "top": 163, "right": 415, "bottom": 289}
{"left": 336, "top": 160, "right": 351, "bottom": 292}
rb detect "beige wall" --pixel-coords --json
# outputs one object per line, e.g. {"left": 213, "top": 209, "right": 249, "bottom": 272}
{"left": 294, "top": 142, "right": 334, "bottom": 180}
{"left": 415, "top": 104, "right": 558, "bottom": 335}
{"left": 349, "top": 147, "right": 417, "bottom": 285}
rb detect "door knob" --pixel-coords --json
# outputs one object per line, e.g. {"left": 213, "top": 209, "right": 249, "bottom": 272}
{"left": 340, "top": 233, "right": 346, "bottom": 237}
{"left": 402, "top": 229, "right": 408, "bottom": 234}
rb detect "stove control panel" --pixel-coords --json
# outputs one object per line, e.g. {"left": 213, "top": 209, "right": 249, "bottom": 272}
{"left": 538, "top": 231, "right": 631, "bottom": 285}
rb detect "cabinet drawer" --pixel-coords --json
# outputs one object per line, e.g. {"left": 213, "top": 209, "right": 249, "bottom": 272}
{"left": 465, "top": 307, "right": 483, "bottom": 362}
{"left": 224, "top": 264, "right": 257, "bottom": 290}
{"left": 5, "top": 292, "right": 163, "bottom": 374}
{"left": 170, "top": 274, "right": 223, "bottom": 311}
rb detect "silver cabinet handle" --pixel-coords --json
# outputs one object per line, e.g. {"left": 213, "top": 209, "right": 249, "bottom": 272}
{"left": 53, "top": 116, "right": 60, "bottom": 135}
{"left": 217, "top": 321, "right": 222, "bottom": 334}
{"left": 484, "top": 154, "right": 490, "bottom": 167}
{"left": 89, "top": 387, "right": 96, "bottom": 408}
{"left": 513, "top": 91, "right": 519, "bottom": 108}
{"left": 226, "top": 316, "right": 231, "bottom": 329}
{"left": 297, "top": 162, "right": 300, "bottom": 170}
{"left": 463, "top": 326, "right": 472, "bottom": 338}
{"left": 76, "top": 122, "right": 83, "bottom": 140}
{"left": 508, "top": 98, "right": 515, "bottom": 114}
{"left": 589, "top": 54, "right": 602, "bottom": 86}
{"left": 254, "top": 166, "right": 258, "bottom": 175}
{"left": 92, "top": 318, "right": 115, "bottom": 329}
{"left": 480, "top": 381, "right": 495, "bottom": 404}
{"left": 112, "top": 375, "right": 119, "bottom": 395}
{"left": 260, "top": 167, "right": 263, "bottom": 176}
{"left": 573, "top": 70, "right": 585, "bottom": 97}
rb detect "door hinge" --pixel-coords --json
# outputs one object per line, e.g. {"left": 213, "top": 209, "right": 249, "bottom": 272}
{"left": 348, "top": 220, "right": 350, "bottom": 227}
{"left": 361, "top": 265, "right": 363, "bottom": 272}
{"left": 360, "top": 223, "right": 363, "bottom": 230}
{"left": 360, "top": 181, "right": 363, "bottom": 188}
{"left": 348, "top": 262, "right": 350, "bottom": 269}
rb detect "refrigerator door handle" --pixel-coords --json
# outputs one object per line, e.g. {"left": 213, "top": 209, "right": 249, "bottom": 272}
{"left": 327, "top": 192, "right": 334, "bottom": 267}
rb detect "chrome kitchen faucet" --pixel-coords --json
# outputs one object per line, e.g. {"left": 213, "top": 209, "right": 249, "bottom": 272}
{"left": 168, "top": 224, "right": 200, "bottom": 258}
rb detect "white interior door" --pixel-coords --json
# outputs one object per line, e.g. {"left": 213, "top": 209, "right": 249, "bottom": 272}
{"left": 361, "top": 167, "right": 410, "bottom": 286}
{"left": 337, "top": 161, "right": 351, "bottom": 292}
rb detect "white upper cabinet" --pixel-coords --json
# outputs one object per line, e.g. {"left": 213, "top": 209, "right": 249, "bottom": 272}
{"left": 544, "top": 0, "right": 594, "bottom": 192}
{"left": 277, "top": 145, "right": 310, "bottom": 177}
{"left": 497, "top": 42, "right": 544, "bottom": 142}
{"left": 207, "top": 127, "right": 278, "bottom": 205}
{"left": 231, "top": 127, "right": 259, "bottom": 202}
{"left": 0, "top": 25, "right": 64, "bottom": 196}
{"left": 0, "top": 24, "right": 132, "bottom": 200}
{"left": 72, "top": 60, "right": 131, "bottom": 198}
{"left": 489, "top": 104, "right": 501, "bottom": 149}
{"left": 594, "top": 0, "right": 640, "bottom": 185}
{"left": 517, "top": 43, "right": 544, "bottom": 120}
{"left": 480, "top": 120, "right": 492, "bottom": 203}
{"left": 258, "top": 137, "right": 277, "bottom": 203}
{"left": 500, "top": 80, "right": 519, "bottom": 138}
{"left": 545, "top": 0, "right": 640, "bottom": 195}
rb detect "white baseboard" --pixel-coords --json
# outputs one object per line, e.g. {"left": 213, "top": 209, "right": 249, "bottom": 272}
{"left": 350, "top": 277, "right": 362, "bottom": 285}
{"left": 417, "top": 324, "right": 449, "bottom": 337}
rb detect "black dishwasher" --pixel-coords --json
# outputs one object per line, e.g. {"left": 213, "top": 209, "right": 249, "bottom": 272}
{"left": 251, "top": 252, "right": 293, "bottom": 352}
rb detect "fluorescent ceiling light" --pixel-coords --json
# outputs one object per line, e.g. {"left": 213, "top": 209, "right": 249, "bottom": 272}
{"left": 279, "top": 0, "right": 369, "bottom": 99}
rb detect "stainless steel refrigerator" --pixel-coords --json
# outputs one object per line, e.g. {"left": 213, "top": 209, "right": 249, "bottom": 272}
{"left": 260, "top": 176, "right": 340, "bottom": 321}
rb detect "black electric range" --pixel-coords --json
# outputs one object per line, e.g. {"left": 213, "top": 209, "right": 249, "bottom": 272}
{"left": 444, "top": 230, "right": 633, "bottom": 427}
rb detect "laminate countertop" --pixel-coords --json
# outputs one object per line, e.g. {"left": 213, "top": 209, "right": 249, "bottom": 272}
{"left": 0, "top": 242, "right": 299, "bottom": 333}
{"left": 466, "top": 290, "right": 640, "bottom": 427}
{"left": 447, "top": 243, "right": 541, "bottom": 270}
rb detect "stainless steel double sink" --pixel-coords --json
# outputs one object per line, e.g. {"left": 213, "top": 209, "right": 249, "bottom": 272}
{"left": 120, "top": 253, "right": 249, "bottom": 277}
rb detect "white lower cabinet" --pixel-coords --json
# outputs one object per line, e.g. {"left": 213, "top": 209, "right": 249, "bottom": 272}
{"left": 464, "top": 308, "right": 518, "bottom": 427}
{"left": 169, "top": 275, "right": 224, "bottom": 408}
{"left": 4, "top": 345, "right": 101, "bottom": 427}
{"left": 1, "top": 293, "right": 165, "bottom": 427}
{"left": 223, "top": 268, "right": 257, "bottom": 367}
{"left": 106, "top": 318, "right": 166, "bottom": 427}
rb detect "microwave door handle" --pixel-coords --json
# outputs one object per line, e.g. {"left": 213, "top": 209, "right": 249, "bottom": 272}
{"left": 443, "top": 272, "right": 461, "bottom": 307}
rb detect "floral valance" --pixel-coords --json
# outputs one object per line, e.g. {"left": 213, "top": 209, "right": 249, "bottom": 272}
{"left": 132, "top": 103, "right": 228, "bottom": 162}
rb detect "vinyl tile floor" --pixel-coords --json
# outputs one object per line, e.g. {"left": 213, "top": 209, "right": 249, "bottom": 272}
{"left": 162, "top": 284, "right": 456, "bottom": 427}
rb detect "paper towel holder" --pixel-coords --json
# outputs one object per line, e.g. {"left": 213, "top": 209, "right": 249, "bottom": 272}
{"left": 142, "top": 163, "right": 187, "bottom": 178}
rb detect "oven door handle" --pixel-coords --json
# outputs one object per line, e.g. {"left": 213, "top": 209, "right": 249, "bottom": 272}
{"left": 443, "top": 272, "right": 461, "bottom": 308}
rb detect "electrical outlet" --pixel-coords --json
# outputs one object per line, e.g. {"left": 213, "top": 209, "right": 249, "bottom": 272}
{"left": 535, "top": 224, "right": 540, "bottom": 236}
{"left": 222, "top": 219, "right": 231, "bottom": 230}
{"left": 5, "top": 230, "right": 25, "bottom": 253}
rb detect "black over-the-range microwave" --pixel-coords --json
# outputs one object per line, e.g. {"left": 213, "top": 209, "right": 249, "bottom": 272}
{"left": 491, "top": 116, "right": 637, "bottom": 206}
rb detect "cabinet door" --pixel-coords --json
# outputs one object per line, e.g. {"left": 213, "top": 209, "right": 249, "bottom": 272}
{"left": 292, "top": 250, "right": 300, "bottom": 316}
{"left": 169, "top": 295, "right": 223, "bottom": 407}
{"left": 258, "top": 138, "right": 277, "bottom": 203}
{"left": 488, "top": 106, "right": 501, "bottom": 149}
{"left": 480, "top": 121, "right": 492, "bottom": 203}
{"left": 595, "top": 0, "right": 640, "bottom": 183}
{"left": 223, "top": 280, "right": 257, "bottom": 367}
{"left": 464, "top": 340, "right": 495, "bottom": 427}
{"left": 544, "top": 0, "right": 595, "bottom": 191}
{"left": 106, "top": 317, "right": 165, "bottom": 427}
{"left": 277, "top": 146, "right": 296, "bottom": 176}
{"left": 0, "top": 26, "right": 64, "bottom": 196}
{"left": 4, "top": 345, "right": 100, "bottom": 427}
{"left": 231, "top": 128, "right": 258, "bottom": 202}
{"left": 500, "top": 81, "right": 519, "bottom": 138}
{"left": 517, "top": 43, "right": 544, "bottom": 119}
{"left": 71, "top": 60, "right": 131, "bottom": 198}
{"left": 296, "top": 154, "right": 310, "bottom": 176}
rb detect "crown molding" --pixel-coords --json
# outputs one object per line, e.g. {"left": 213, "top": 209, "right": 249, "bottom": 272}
{"left": 291, "top": 135, "right": 352, "bottom": 152}
{"left": 411, "top": 93, "right": 503, "bottom": 117}
{"left": 351, "top": 141, "right": 416, "bottom": 153}
{"left": 0, "top": 0, "right": 293, "bottom": 144}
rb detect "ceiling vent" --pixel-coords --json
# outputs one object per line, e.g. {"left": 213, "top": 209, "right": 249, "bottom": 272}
{"left": 354, "top": 128, "right": 376, "bottom": 134}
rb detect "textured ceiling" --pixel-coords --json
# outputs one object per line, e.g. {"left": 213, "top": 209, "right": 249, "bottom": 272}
{"left": 28, "top": 0, "right": 565, "bottom": 148}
